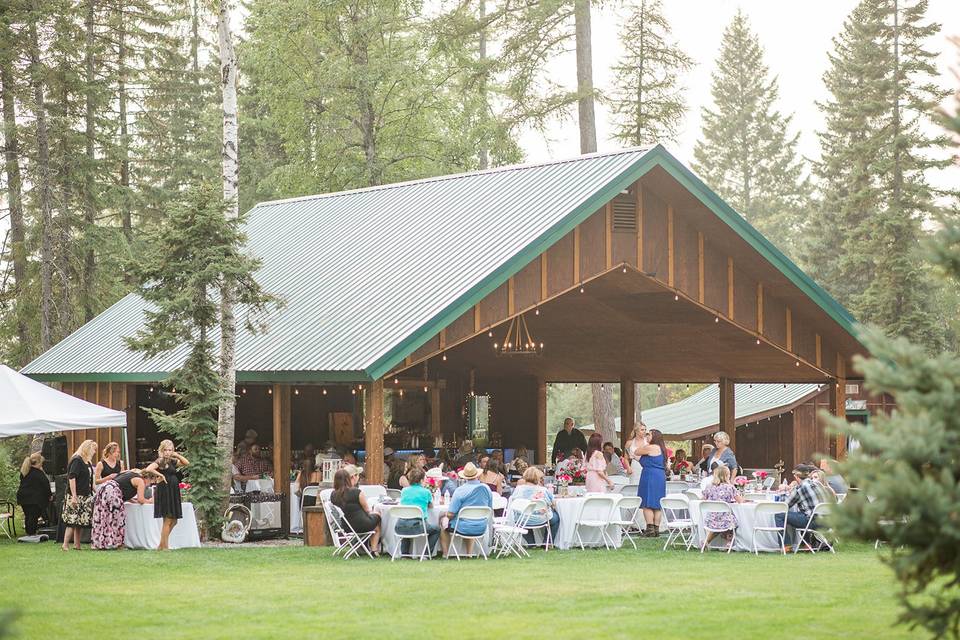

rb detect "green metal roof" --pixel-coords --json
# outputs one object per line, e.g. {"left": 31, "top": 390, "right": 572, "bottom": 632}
{"left": 22, "top": 146, "right": 862, "bottom": 382}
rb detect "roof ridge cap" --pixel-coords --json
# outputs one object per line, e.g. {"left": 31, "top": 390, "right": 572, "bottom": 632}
{"left": 253, "top": 147, "right": 652, "bottom": 209}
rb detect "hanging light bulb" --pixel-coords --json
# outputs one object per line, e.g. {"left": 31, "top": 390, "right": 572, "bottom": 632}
{"left": 535, "top": 308, "right": 540, "bottom": 316}
{"left": 756, "top": 338, "right": 761, "bottom": 345}
{"left": 601, "top": 383, "right": 605, "bottom": 390}
{"left": 241, "top": 387, "right": 247, "bottom": 395}
{"left": 351, "top": 388, "right": 356, "bottom": 395}
{"left": 579, "top": 285, "right": 584, "bottom": 293}
{"left": 399, "top": 389, "right": 404, "bottom": 397}
{"left": 795, "top": 361, "right": 800, "bottom": 367}
{"left": 714, "top": 316, "right": 719, "bottom": 323}
{"left": 622, "top": 265, "right": 627, "bottom": 273}
{"left": 294, "top": 388, "right": 300, "bottom": 395}
{"left": 423, "top": 385, "right": 428, "bottom": 392}
{"left": 149, "top": 386, "right": 155, "bottom": 393}
{"left": 656, "top": 383, "right": 661, "bottom": 389}
{"left": 493, "top": 342, "right": 499, "bottom": 349}
{"left": 322, "top": 388, "right": 327, "bottom": 395}
{"left": 488, "top": 331, "right": 493, "bottom": 338}
{"left": 394, "top": 377, "right": 398, "bottom": 385}
{"left": 442, "top": 353, "right": 447, "bottom": 361}
{"left": 267, "top": 387, "right": 273, "bottom": 395}
{"left": 574, "top": 383, "right": 579, "bottom": 388}
{"left": 674, "top": 294, "right": 679, "bottom": 301}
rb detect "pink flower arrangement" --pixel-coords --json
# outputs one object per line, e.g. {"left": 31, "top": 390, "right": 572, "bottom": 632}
{"left": 752, "top": 470, "right": 769, "bottom": 480}
{"left": 178, "top": 482, "right": 192, "bottom": 490}
{"left": 733, "top": 476, "right": 748, "bottom": 487}
{"left": 556, "top": 473, "right": 573, "bottom": 483}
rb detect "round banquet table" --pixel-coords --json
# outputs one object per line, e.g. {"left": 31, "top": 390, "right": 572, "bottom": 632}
{"left": 124, "top": 502, "right": 201, "bottom": 550}
{"left": 688, "top": 498, "right": 784, "bottom": 552}
{"left": 551, "top": 494, "right": 623, "bottom": 550}
{"left": 375, "top": 493, "right": 507, "bottom": 557}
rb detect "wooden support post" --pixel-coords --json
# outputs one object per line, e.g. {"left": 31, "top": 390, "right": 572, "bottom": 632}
{"left": 272, "top": 383, "right": 292, "bottom": 534}
{"left": 473, "top": 305, "right": 480, "bottom": 333}
{"left": 540, "top": 253, "right": 548, "bottom": 300}
{"left": 697, "top": 232, "right": 705, "bottom": 303}
{"left": 537, "top": 379, "right": 547, "bottom": 465}
{"left": 815, "top": 334, "right": 822, "bottom": 368}
{"left": 727, "top": 257, "right": 735, "bottom": 319}
{"left": 508, "top": 277, "right": 515, "bottom": 316}
{"left": 636, "top": 186, "right": 643, "bottom": 268}
{"left": 573, "top": 225, "right": 581, "bottom": 282}
{"left": 364, "top": 379, "right": 385, "bottom": 484}
{"left": 620, "top": 377, "right": 635, "bottom": 449}
{"left": 667, "top": 206, "right": 674, "bottom": 286}
{"left": 719, "top": 377, "right": 736, "bottom": 452}
{"left": 829, "top": 377, "right": 847, "bottom": 460}
{"left": 756, "top": 283, "right": 764, "bottom": 334}
{"left": 430, "top": 385, "right": 441, "bottom": 439}
{"left": 605, "top": 202, "right": 613, "bottom": 269}
{"left": 786, "top": 307, "right": 793, "bottom": 352}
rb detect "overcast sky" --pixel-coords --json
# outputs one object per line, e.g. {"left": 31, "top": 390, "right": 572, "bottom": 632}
{"left": 520, "top": 0, "right": 960, "bottom": 189}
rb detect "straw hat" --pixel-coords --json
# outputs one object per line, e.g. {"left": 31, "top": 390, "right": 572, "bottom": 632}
{"left": 342, "top": 464, "right": 363, "bottom": 477}
{"left": 458, "top": 462, "right": 481, "bottom": 480}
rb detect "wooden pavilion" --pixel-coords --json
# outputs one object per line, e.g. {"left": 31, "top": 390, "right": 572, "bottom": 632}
{"left": 22, "top": 146, "right": 869, "bottom": 532}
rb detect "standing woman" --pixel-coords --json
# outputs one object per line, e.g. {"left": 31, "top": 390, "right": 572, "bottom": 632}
{"left": 91, "top": 469, "right": 161, "bottom": 550}
{"left": 624, "top": 423, "right": 647, "bottom": 482}
{"left": 17, "top": 453, "right": 52, "bottom": 536}
{"left": 632, "top": 428, "right": 667, "bottom": 536}
{"left": 62, "top": 440, "right": 98, "bottom": 550}
{"left": 146, "top": 440, "right": 189, "bottom": 551}
{"left": 584, "top": 433, "right": 614, "bottom": 493}
{"left": 94, "top": 442, "right": 126, "bottom": 487}
{"left": 705, "top": 432, "right": 738, "bottom": 476}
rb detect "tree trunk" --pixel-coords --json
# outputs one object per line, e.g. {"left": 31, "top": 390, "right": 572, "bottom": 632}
{"left": 117, "top": 7, "right": 131, "bottom": 242}
{"left": 592, "top": 384, "right": 617, "bottom": 444}
{"left": 633, "top": 0, "right": 646, "bottom": 146}
{"left": 0, "top": 20, "right": 28, "bottom": 357}
{"left": 574, "top": 0, "right": 597, "bottom": 155}
{"left": 634, "top": 382, "right": 643, "bottom": 423}
{"left": 191, "top": 0, "right": 200, "bottom": 75}
{"left": 82, "top": 0, "right": 96, "bottom": 321}
{"left": 26, "top": 8, "right": 55, "bottom": 352}
{"left": 477, "top": 0, "right": 489, "bottom": 170}
{"left": 217, "top": 0, "right": 240, "bottom": 496}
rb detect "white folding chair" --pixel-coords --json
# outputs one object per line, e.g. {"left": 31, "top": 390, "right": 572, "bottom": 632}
{"left": 385, "top": 488, "right": 402, "bottom": 500}
{"left": 751, "top": 502, "right": 788, "bottom": 555}
{"left": 620, "top": 484, "right": 639, "bottom": 496}
{"left": 610, "top": 496, "right": 644, "bottom": 550}
{"left": 300, "top": 485, "right": 321, "bottom": 514}
{"left": 449, "top": 506, "right": 493, "bottom": 560}
{"left": 359, "top": 484, "right": 387, "bottom": 500}
{"left": 698, "top": 500, "right": 737, "bottom": 553}
{"left": 493, "top": 499, "right": 531, "bottom": 558}
{"left": 660, "top": 496, "right": 695, "bottom": 551}
{"left": 665, "top": 481, "right": 689, "bottom": 495}
{"left": 573, "top": 495, "right": 618, "bottom": 550}
{"left": 794, "top": 502, "right": 835, "bottom": 554}
{"left": 516, "top": 499, "right": 553, "bottom": 551}
{"left": 389, "top": 505, "right": 432, "bottom": 562}
{"left": 325, "top": 503, "right": 374, "bottom": 559}
{"left": 683, "top": 489, "right": 700, "bottom": 502}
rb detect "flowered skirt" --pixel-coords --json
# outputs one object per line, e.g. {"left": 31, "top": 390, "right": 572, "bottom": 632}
{"left": 61, "top": 494, "right": 94, "bottom": 528}
{"left": 92, "top": 481, "right": 125, "bottom": 550}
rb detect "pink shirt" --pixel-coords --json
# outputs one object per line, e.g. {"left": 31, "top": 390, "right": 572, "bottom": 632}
{"left": 585, "top": 451, "right": 608, "bottom": 493}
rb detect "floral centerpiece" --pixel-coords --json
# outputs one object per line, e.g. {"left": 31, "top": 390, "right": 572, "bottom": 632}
{"left": 751, "top": 470, "right": 769, "bottom": 491}
{"left": 733, "top": 475, "right": 748, "bottom": 494}
{"left": 178, "top": 481, "right": 192, "bottom": 500}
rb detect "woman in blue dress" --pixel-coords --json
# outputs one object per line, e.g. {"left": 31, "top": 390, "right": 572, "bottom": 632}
{"left": 632, "top": 428, "right": 667, "bottom": 537}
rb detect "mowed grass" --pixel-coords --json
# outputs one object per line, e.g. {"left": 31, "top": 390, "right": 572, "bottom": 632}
{"left": 0, "top": 538, "right": 920, "bottom": 640}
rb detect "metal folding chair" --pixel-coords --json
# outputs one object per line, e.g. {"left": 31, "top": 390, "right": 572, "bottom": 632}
{"left": 660, "top": 496, "right": 695, "bottom": 551}
{"left": 573, "top": 495, "right": 618, "bottom": 550}
{"left": 449, "top": 506, "right": 493, "bottom": 560}
{"left": 609, "top": 496, "right": 643, "bottom": 550}
{"left": 325, "top": 503, "right": 374, "bottom": 559}
{"left": 389, "top": 505, "right": 432, "bottom": 561}
{"left": 698, "top": 500, "right": 737, "bottom": 553}
{"left": 751, "top": 502, "right": 788, "bottom": 555}
{"left": 794, "top": 502, "right": 835, "bottom": 554}
{"left": 493, "top": 499, "right": 532, "bottom": 558}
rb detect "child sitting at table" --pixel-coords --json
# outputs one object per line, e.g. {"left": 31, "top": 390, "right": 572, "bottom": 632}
{"left": 395, "top": 468, "right": 440, "bottom": 556}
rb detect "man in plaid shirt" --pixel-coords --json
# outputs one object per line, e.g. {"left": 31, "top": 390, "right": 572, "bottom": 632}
{"left": 775, "top": 464, "right": 835, "bottom": 549}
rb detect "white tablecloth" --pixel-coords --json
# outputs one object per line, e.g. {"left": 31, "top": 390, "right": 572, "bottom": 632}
{"left": 552, "top": 494, "right": 623, "bottom": 550}
{"left": 289, "top": 482, "right": 302, "bottom": 534}
{"left": 124, "top": 503, "right": 201, "bottom": 550}
{"left": 688, "top": 499, "right": 783, "bottom": 552}
{"left": 376, "top": 497, "right": 503, "bottom": 557}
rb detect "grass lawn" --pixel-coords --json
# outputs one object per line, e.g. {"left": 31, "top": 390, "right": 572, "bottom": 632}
{"left": 0, "top": 537, "right": 919, "bottom": 639}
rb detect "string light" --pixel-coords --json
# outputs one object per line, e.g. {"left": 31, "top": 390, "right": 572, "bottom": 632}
{"left": 756, "top": 338, "right": 761, "bottom": 345}
{"left": 674, "top": 294, "right": 679, "bottom": 301}
{"left": 714, "top": 316, "right": 719, "bottom": 323}
{"left": 394, "top": 377, "right": 398, "bottom": 384}
{"left": 399, "top": 389, "right": 404, "bottom": 397}
{"left": 795, "top": 361, "right": 800, "bottom": 367}
{"left": 488, "top": 331, "right": 493, "bottom": 338}
{"left": 579, "top": 285, "right": 584, "bottom": 293}
{"left": 423, "top": 385, "right": 428, "bottom": 392}
{"left": 351, "top": 388, "right": 356, "bottom": 395}
{"left": 600, "top": 383, "right": 605, "bottom": 390}
{"left": 241, "top": 387, "right": 247, "bottom": 395}
{"left": 574, "top": 383, "right": 579, "bottom": 388}
{"left": 322, "top": 388, "right": 327, "bottom": 395}
{"left": 267, "top": 387, "right": 273, "bottom": 395}
{"left": 622, "top": 265, "right": 627, "bottom": 273}
{"left": 149, "top": 386, "right": 154, "bottom": 393}
{"left": 493, "top": 342, "right": 499, "bottom": 349}
{"left": 535, "top": 308, "right": 540, "bottom": 316}
{"left": 442, "top": 353, "right": 447, "bottom": 361}
{"left": 294, "top": 388, "right": 300, "bottom": 395}
{"left": 656, "top": 384, "right": 661, "bottom": 389}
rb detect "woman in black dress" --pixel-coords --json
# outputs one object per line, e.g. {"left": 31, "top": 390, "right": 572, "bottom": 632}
{"left": 330, "top": 467, "right": 381, "bottom": 556}
{"left": 94, "top": 442, "right": 126, "bottom": 488}
{"left": 17, "top": 453, "right": 52, "bottom": 535}
{"left": 62, "top": 440, "right": 97, "bottom": 551}
{"left": 146, "top": 439, "right": 189, "bottom": 551}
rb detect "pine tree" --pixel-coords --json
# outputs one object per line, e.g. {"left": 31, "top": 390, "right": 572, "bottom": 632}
{"left": 806, "top": 0, "right": 952, "bottom": 350}
{"left": 692, "top": 10, "right": 809, "bottom": 256}
{"left": 609, "top": 0, "right": 693, "bottom": 146}
{"left": 126, "top": 184, "right": 275, "bottom": 535}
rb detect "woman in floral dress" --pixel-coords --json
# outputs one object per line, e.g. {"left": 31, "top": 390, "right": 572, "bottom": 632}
{"left": 91, "top": 469, "right": 162, "bottom": 550}
{"left": 701, "top": 465, "right": 743, "bottom": 547}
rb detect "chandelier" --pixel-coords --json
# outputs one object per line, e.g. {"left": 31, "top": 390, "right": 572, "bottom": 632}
{"left": 493, "top": 313, "right": 543, "bottom": 356}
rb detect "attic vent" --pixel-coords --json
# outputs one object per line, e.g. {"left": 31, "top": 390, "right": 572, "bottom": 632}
{"left": 611, "top": 195, "right": 637, "bottom": 232}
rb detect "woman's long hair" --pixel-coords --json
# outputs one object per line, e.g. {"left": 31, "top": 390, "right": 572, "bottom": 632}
{"left": 647, "top": 429, "right": 667, "bottom": 457}
{"left": 72, "top": 439, "right": 97, "bottom": 464}
{"left": 331, "top": 469, "right": 352, "bottom": 507}
{"left": 21, "top": 453, "right": 43, "bottom": 477}
{"left": 585, "top": 432, "right": 603, "bottom": 464}
{"left": 102, "top": 442, "right": 120, "bottom": 461}
{"left": 299, "top": 453, "right": 317, "bottom": 492}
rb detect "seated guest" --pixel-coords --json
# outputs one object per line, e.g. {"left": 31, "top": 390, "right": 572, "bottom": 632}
{"left": 330, "top": 466, "right": 381, "bottom": 556}
{"left": 671, "top": 449, "right": 693, "bottom": 475}
{"left": 382, "top": 447, "right": 395, "bottom": 484}
{"left": 295, "top": 453, "right": 321, "bottom": 507}
{"left": 478, "top": 455, "right": 505, "bottom": 495}
{"left": 387, "top": 458, "right": 407, "bottom": 490}
{"left": 17, "top": 453, "right": 53, "bottom": 536}
{"left": 242, "top": 429, "right": 259, "bottom": 449}
{"left": 426, "top": 465, "right": 457, "bottom": 497}
{"left": 701, "top": 465, "right": 742, "bottom": 547}
{"left": 602, "top": 441, "right": 627, "bottom": 476}
{"left": 509, "top": 446, "right": 530, "bottom": 475}
{"left": 440, "top": 463, "right": 493, "bottom": 557}
{"left": 399, "top": 453, "right": 426, "bottom": 488}
{"left": 819, "top": 458, "right": 848, "bottom": 494}
{"left": 696, "top": 444, "right": 714, "bottom": 473}
{"left": 342, "top": 451, "right": 358, "bottom": 466}
{"left": 509, "top": 467, "right": 560, "bottom": 547}
{"left": 455, "top": 440, "right": 476, "bottom": 468}
{"left": 396, "top": 468, "right": 440, "bottom": 556}
{"left": 774, "top": 464, "right": 835, "bottom": 550}
{"left": 233, "top": 443, "right": 274, "bottom": 484}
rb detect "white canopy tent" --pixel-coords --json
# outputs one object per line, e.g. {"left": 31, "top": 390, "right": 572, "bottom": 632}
{"left": 0, "top": 365, "right": 126, "bottom": 438}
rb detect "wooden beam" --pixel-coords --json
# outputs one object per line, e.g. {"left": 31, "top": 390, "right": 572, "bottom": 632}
{"left": 473, "top": 305, "right": 480, "bottom": 333}
{"left": 667, "top": 205, "right": 675, "bottom": 287}
{"left": 697, "top": 232, "right": 705, "bottom": 303}
{"left": 786, "top": 307, "right": 793, "bottom": 352}
{"left": 364, "top": 379, "right": 385, "bottom": 485}
{"left": 829, "top": 377, "right": 847, "bottom": 460}
{"left": 536, "top": 379, "right": 547, "bottom": 465}
{"left": 756, "top": 283, "right": 764, "bottom": 334}
{"left": 439, "top": 328, "right": 447, "bottom": 350}
{"left": 719, "top": 377, "right": 736, "bottom": 452}
{"left": 573, "top": 225, "right": 581, "bottom": 282}
{"left": 815, "top": 334, "right": 822, "bottom": 368}
{"left": 620, "top": 376, "right": 635, "bottom": 449}
{"left": 540, "top": 253, "right": 548, "bottom": 300}
{"left": 272, "top": 384, "right": 292, "bottom": 533}
{"left": 727, "top": 257, "right": 734, "bottom": 319}
{"left": 605, "top": 202, "right": 613, "bottom": 269}
{"left": 508, "top": 276, "right": 515, "bottom": 316}
{"left": 636, "top": 186, "right": 644, "bottom": 268}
